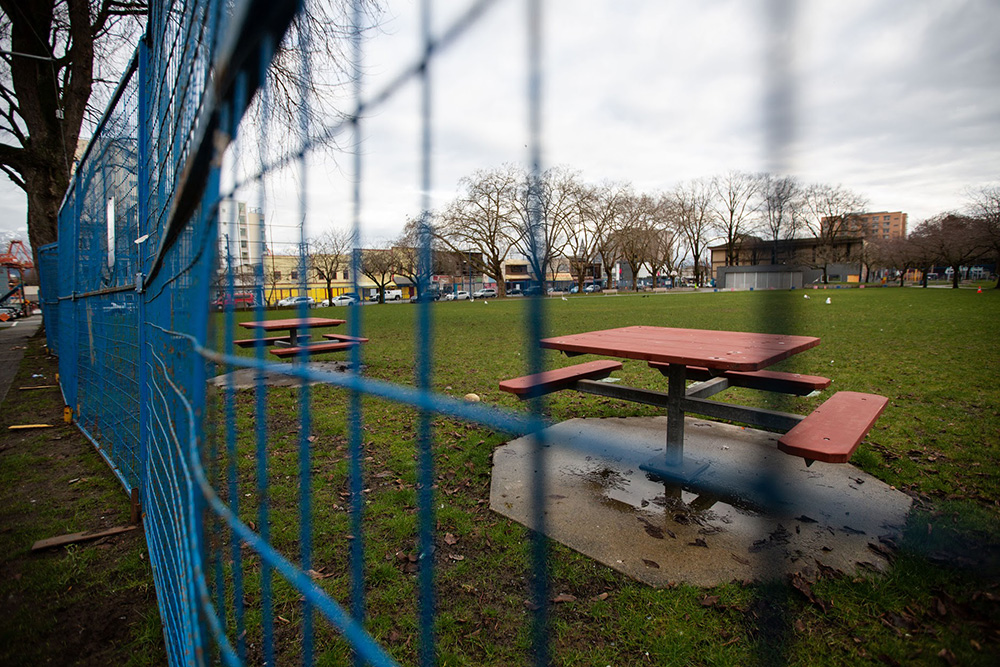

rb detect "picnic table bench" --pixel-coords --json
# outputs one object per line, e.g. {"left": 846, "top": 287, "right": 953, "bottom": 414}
{"left": 499, "top": 360, "right": 623, "bottom": 399}
{"left": 269, "top": 341, "right": 356, "bottom": 358}
{"left": 777, "top": 391, "right": 889, "bottom": 463}
{"left": 235, "top": 335, "right": 295, "bottom": 348}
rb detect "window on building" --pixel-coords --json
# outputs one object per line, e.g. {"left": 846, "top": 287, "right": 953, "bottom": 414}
{"left": 274, "top": 271, "right": 282, "bottom": 280}
{"left": 343, "top": 270, "right": 349, "bottom": 280}
{"left": 884, "top": 215, "right": 891, "bottom": 221}
{"left": 291, "top": 270, "right": 299, "bottom": 280}
{"left": 240, "top": 240, "right": 247, "bottom": 248}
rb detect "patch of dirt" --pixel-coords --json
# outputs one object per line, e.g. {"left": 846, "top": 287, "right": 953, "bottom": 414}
{"left": 0, "top": 331, "right": 166, "bottom": 666}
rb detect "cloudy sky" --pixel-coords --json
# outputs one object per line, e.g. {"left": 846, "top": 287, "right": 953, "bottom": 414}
{"left": 3, "top": 0, "right": 999, "bottom": 250}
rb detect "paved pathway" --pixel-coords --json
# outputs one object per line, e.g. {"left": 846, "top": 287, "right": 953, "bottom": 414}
{"left": 0, "top": 315, "right": 44, "bottom": 407}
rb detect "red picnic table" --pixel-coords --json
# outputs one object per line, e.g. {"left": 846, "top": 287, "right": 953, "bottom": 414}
{"left": 238, "top": 317, "right": 346, "bottom": 347}
{"left": 500, "top": 325, "right": 887, "bottom": 483}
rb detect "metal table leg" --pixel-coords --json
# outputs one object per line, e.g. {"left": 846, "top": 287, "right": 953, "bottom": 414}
{"left": 665, "top": 363, "right": 686, "bottom": 465}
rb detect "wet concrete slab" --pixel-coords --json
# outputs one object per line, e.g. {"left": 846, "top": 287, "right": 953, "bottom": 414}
{"left": 490, "top": 416, "right": 912, "bottom": 588}
{"left": 209, "top": 361, "right": 356, "bottom": 389}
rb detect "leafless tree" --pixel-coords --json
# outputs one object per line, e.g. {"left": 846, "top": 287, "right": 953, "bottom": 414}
{"left": 760, "top": 174, "right": 801, "bottom": 264}
{"left": 591, "top": 182, "right": 628, "bottom": 289}
{"left": 248, "top": 0, "right": 381, "bottom": 155}
{"left": 647, "top": 195, "right": 684, "bottom": 284}
{"left": 360, "top": 244, "right": 396, "bottom": 303}
{"left": 910, "top": 214, "right": 987, "bottom": 289}
{"left": 869, "top": 236, "right": 917, "bottom": 287}
{"left": 801, "top": 183, "right": 868, "bottom": 283}
{"left": 560, "top": 183, "right": 602, "bottom": 291}
{"left": 712, "top": 170, "right": 762, "bottom": 267}
{"left": 671, "top": 179, "right": 714, "bottom": 287}
{"left": 392, "top": 216, "right": 455, "bottom": 298}
{"left": 511, "top": 166, "right": 575, "bottom": 289}
{"left": 309, "top": 228, "right": 352, "bottom": 303}
{"left": 0, "top": 0, "right": 146, "bottom": 261}
{"left": 966, "top": 183, "right": 1000, "bottom": 289}
{"left": 610, "top": 191, "right": 660, "bottom": 291}
{"left": 436, "top": 165, "right": 520, "bottom": 292}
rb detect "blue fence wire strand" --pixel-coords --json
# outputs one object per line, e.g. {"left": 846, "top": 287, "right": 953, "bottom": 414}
{"left": 348, "top": 5, "right": 369, "bottom": 665}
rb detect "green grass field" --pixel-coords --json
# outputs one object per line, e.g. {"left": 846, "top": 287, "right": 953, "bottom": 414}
{"left": 203, "top": 286, "right": 1000, "bottom": 665}
{"left": 3, "top": 287, "right": 997, "bottom": 665}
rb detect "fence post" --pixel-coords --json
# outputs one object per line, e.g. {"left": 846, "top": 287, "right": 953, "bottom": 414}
{"left": 136, "top": 38, "right": 150, "bottom": 513}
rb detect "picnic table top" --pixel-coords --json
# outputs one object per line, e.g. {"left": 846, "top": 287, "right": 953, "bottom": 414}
{"left": 540, "top": 325, "right": 820, "bottom": 372}
{"left": 239, "top": 317, "right": 345, "bottom": 331}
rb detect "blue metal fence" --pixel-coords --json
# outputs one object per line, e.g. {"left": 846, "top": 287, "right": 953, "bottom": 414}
{"left": 37, "top": 1, "right": 801, "bottom": 665}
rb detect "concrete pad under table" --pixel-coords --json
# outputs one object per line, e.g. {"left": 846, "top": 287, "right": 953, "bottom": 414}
{"left": 490, "top": 416, "right": 912, "bottom": 588}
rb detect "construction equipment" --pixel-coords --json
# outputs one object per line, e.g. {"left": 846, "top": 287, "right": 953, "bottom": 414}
{"left": 0, "top": 240, "right": 33, "bottom": 319}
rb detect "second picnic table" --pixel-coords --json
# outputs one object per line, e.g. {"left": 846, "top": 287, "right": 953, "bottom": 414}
{"left": 238, "top": 316, "right": 346, "bottom": 347}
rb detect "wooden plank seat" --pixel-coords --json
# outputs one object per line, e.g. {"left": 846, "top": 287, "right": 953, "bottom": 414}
{"left": 322, "top": 333, "right": 370, "bottom": 343}
{"left": 269, "top": 342, "right": 355, "bottom": 358}
{"left": 777, "top": 391, "right": 889, "bottom": 463}
{"left": 648, "top": 361, "right": 831, "bottom": 396}
{"left": 499, "top": 360, "right": 623, "bottom": 399}
{"left": 235, "top": 335, "right": 292, "bottom": 347}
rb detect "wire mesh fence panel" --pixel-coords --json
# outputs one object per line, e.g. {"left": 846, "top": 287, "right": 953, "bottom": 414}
{"left": 35, "top": 0, "right": 880, "bottom": 665}
{"left": 37, "top": 243, "right": 59, "bottom": 354}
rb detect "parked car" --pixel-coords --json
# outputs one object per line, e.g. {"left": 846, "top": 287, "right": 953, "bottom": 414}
{"left": 320, "top": 295, "right": 356, "bottom": 307}
{"left": 276, "top": 295, "right": 315, "bottom": 308}
{"left": 569, "top": 285, "right": 580, "bottom": 294}
{"left": 471, "top": 288, "right": 497, "bottom": 299}
{"left": 444, "top": 290, "right": 471, "bottom": 301}
{"left": 583, "top": 284, "right": 602, "bottom": 293}
{"left": 507, "top": 287, "right": 523, "bottom": 297}
{"left": 409, "top": 290, "right": 441, "bottom": 303}
{"left": 212, "top": 293, "right": 255, "bottom": 310}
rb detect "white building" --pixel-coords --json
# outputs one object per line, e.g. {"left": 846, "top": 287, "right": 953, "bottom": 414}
{"left": 219, "top": 200, "right": 265, "bottom": 270}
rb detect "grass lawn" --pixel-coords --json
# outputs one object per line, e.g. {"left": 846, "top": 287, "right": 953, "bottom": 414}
{"left": 4, "top": 287, "right": 996, "bottom": 665}
{"left": 198, "top": 286, "right": 999, "bottom": 665}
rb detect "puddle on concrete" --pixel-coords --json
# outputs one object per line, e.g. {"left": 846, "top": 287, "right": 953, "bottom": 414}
{"left": 563, "top": 459, "right": 765, "bottom": 545}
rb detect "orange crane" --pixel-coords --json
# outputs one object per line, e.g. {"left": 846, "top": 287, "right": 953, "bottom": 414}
{"left": 0, "top": 240, "right": 33, "bottom": 319}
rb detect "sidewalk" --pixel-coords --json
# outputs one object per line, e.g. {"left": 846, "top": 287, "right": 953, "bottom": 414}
{"left": 0, "top": 314, "right": 43, "bottom": 406}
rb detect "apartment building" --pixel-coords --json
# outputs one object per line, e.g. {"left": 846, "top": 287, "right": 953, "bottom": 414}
{"left": 822, "top": 210, "right": 908, "bottom": 240}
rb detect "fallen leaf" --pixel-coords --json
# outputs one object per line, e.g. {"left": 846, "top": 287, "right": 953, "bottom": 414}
{"left": 552, "top": 593, "right": 576, "bottom": 603}
{"left": 935, "top": 597, "right": 947, "bottom": 616}
{"left": 700, "top": 595, "right": 719, "bottom": 607}
{"left": 448, "top": 554, "right": 464, "bottom": 561}
{"left": 523, "top": 599, "right": 540, "bottom": 611}
{"left": 643, "top": 524, "right": 664, "bottom": 539}
{"left": 795, "top": 515, "right": 818, "bottom": 523}
{"left": 937, "top": 648, "right": 957, "bottom": 666}
{"left": 688, "top": 538, "right": 709, "bottom": 548}
{"left": 591, "top": 592, "right": 609, "bottom": 601}
{"left": 277, "top": 615, "right": 290, "bottom": 624}
{"left": 444, "top": 533, "right": 458, "bottom": 545}
{"left": 794, "top": 619, "right": 806, "bottom": 633}
{"left": 789, "top": 572, "right": 830, "bottom": 612}
{"left": 642, "top": 558, "right": 660, "bottom": 569}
